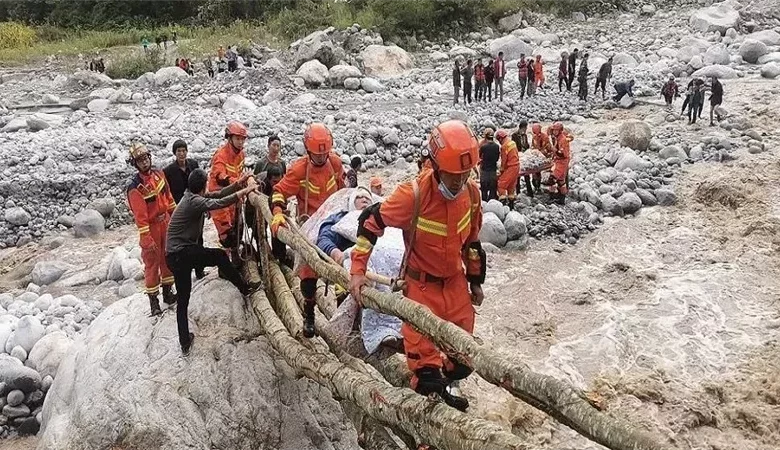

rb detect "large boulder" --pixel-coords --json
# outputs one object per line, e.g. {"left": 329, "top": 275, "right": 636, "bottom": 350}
{"left": 87, "top": 197, "right": 116, "bottom": 218}
{"left": 296, "top": 59, "right": 329, "bottom": 86}
{"left": 488, "top": 35, "right": 531, "bottom": 61}
{"left": 87, "top": 98, "right": 110, "bottom": 113}
{"left": 655, "top": 188, "right": 678, "bottom": 206}
{"left": 4, "top": 206, "right": 31, "bottom": 226}
{"left": 26, "top": 331, "right": 73, "bottom": 379}
{"left": 659, "top": 145, "right": 688, "bottom": 161}
{"left": 31, "top": 260, "right": 72, "bottom": 286}
{"left": 478, "top": 212, "right": 507, "bottom": 247}
{"left": 6, "top": 316, "right": 45, "bottom": 353}
{"left": 619, "top": 120, "right": 653, "bottom": 152}
{"left": 38, "top": 279, "right": 358, "bottom": 450}
{"left": 360, "top": 45, "right": 413, "bottom": 77}
{"left": 1, "top": 117, "right": 28, "bottom": 133}
{"left": 761, "top": 62, "right": 780, "bottom": 79}
{"left": 739, "top": 39, "right": 768, "bottom": 64}
{"left": 617, "top": 193, "right": 643, "bottom": 214}
{"left": 360, "top": 77, "right": 386, "bottom": 93}
{"left": 328, "top": 64, "right": 362, "bottom": 86}
{"left": 503, "top": 211, "right": 527, "bottom": 241}
{"left": 746, "top": 30, "right": 780, "bottom": 46}
{"left": 262, "top": 88, "right": 284, "bottom": 105}
{"left": 67, "top": 70, "right": 113, "bottom": 87}
{"left": 758, "top": 52, "right": 780, "bottom": 64}
{"left": 702, "top": 44, "right": 731, "bottom": 66}
{"left": 689, "top": 2, "right": 740, "bottom": 35}
{"left": 498, "top": 11, "right": 524, "bottom": 31}
{"left": 293, "top": 30, "right": 343, "bottom": 69}
{"left": 153, "top": 67, "right": 188, "bottom": 85}
{"left": 600, "top": 194, "right": 624, "bottom": 217}
{"left": 222, "top": 94, "right": 258, "bottom": 111}
{"left": 612, "top": 52, "right": 638, "bottom": 66}
{"left": 0, "top": 354, "right": 42, "bottom": 393}
{"left": 691, "top": 64, "right": 739, "bottom": 79}
{"left": 73, "top": 209, "right": 105, "bottom": 238}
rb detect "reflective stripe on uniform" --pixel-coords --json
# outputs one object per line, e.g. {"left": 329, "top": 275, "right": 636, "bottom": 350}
{"left": 161, "top": 276, "right": 175, "bottom": 285}
{"left": 354, "top": 236, "right": 373, "bottom": 254}
{"left": 299, "top": 180, "right": 320, "bottom": 194}
{"left": 456, "top": 209, "right": 471, "bottom": 234}
{"left": 325, "top": 175, "right": 336, "bottom": 192}
{"left": 416, "top": 216, "right": 447, "bottom": 237}
{"left": 140, "top": 179, "right": 166, "bottom": 200}
{"left": 137, "top": 225, "right": 150, "bottom": 234}
{"left": 145, "top": 284, "right": 160, "bottom": 294}
{"left": 272, "top": 193, "right": 286, "bottom": 204}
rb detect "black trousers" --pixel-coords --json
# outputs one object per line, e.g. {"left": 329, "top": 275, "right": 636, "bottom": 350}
{"left": 485, "top": 82, "right": 492, "bottom": 101}
{"left": 166, "top": 246, "right": 247, "bottom": 347}
{"left": 463, "top": 83, "right": 472, "bottom": 104}
{"left": 567, "top": 70, "right": 575, "bottom": 90}
{"left": 558, "top": 76, "right": 566, "bottom": 91}
{"left": 594, "top": 78, "right": 607, "bottom": 96}
{"left": 689, "top": 102, "right": 703, "bottom": 123}
{"left": 480, "top": 170, "right": 498, "bottom": 201}
{"left": 578, "top": 79, "right": 588, "bottom": 100}
{"left": 518, "top": 173, "right": 541, "bottom": 197}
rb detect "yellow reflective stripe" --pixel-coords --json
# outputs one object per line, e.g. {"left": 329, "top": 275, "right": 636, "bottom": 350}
{"left": 326, "top": 176, "right": 336, "bottom": 191}
{"left": 145, "top": 285, "right": 160, "bottom": 294}
{"left": 457, "top": 209, "right": 471, "bottom": 234}
{"left": 272, "top": 193, "right": 285, "bottom": 203}
{"left": 141, "top": 180, "right": 166, "bottom": 199}
{"left": 161, "top": 276, "right": 175, "bottom": 285}
{"left": 138, "top": 226, "right": 150, "bottom": 234}
{"left": 354, "top": 236, "right": 373, "bottom": 253}
{"left": 468, "top": 248, "right": 480, "bottom": 260}
{"left": 417, "top": 217, "right": 447, "bottom": 237}
{"left": 299, "top": 180, "right": 320, "bottom": 194}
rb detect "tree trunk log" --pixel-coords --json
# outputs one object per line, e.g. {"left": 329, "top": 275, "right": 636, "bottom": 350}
{"left": 248, "top": 192, "right": 671, "bottom": 450}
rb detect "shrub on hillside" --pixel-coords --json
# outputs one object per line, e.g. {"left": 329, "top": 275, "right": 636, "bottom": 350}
{"left": 0, "top": 22, "right": 36, "bottom": 49}
{"left": 105, "top": 48, "right": 164, "bottom": 79}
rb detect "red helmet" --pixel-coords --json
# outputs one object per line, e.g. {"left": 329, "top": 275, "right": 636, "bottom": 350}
{"left": 304, "top": 123, "right": 333, "bottom": 155}
{"left": 531, "top": 123, "right": 542, "bottom": 134}
{"left": 427, "top": 120, "right": 479, "bottom": 174}
{"left": 550, "top": 121, "right": 564, "bottom": 134}
{"left": 225, "top": 120, "right": 248, "bottom": 138}
{"left": 495, "top": 129, "right": 508, "bottom": 142}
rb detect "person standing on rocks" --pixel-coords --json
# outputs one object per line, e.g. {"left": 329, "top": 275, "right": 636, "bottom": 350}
{"left": 680, "top": 79, "right": 696, "bottom": 117}
{"left": 512, "top": 121, "right": 536, "bottom": 198}
{"left": 218, "top": 45, "right": 226, "bottom": 60}
{"left": 494, "top": 52, "right": 506, "bottom": 101}
{"left": 496, "top": 129, "right": 520, "bottom": 209}
{"left": 577, "top": 53, "right": 590, "bottom": 101}
{"left": 517, "top": 54, "right": 529, "bottom": 99}
{"left": 661, "top": 75, "right": 679, "bottom": 109}
{"left": 484, "top": 58, "right": 495, "bottom": 101}
{"left": 452, "top": 60, "right": 461, "bottom": 105}
{"left": 534, "top": 55, "right": 545, "bottom": 89}
{"left": 474, "top": 59, "right": 485, "bottom": 102}
{"left": 708, "top": 76, "right": 724, "bottom": 126}
{"left": 270, "top": 123, "right": 346, "bottom": 338}
{"left": 254, "top": 135, "right": 287, "bottom": 179}
{"left": 204, "top": 58, "right": 214, "bottom": 78}
{"left": 478, "top": 128, "right": 500, "bottom": 201}
{"left": 142, "top": 37, "right": 149, "bottom": 52}
{"left": 349, "top": 119, "right": 486, "bottom": 413}
{"left": 461, "top": 59, "right": 474, "bottom": 104}
{"left": 546, "top": 122, "right": 572, "bottom": 205}
{"left": 126, "top": 143, "right": 178, "bottom": 316}
{"left": 345, "top": 155, "right": 362, "bottom": 188}
{"left": 558, "top": 52, "right": 569, "bottom": 92}
{"left": 595, "top": 56, "right": 613, "bottom": 99}
{"left": 688, "top": 80, "right": 705, "bottom": 124}
{"left": 526, "top": 58, "right": 536, "bottom": 97}
{"left": 567, "top": 48, "right": 578, "bottom": 91}
{"left": 166, "top": 169, "right": 261, "bottom": 355}
{"left": 226, "top": 46, "right": 237, "bottom": 72}
{"left": 208, "top": 121, "right": 248, "bottom": 254}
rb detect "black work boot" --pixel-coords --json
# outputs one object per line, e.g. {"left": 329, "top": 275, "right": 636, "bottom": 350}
{"left": 148, "top": 294, "right": 162, "bottom": 316}
{"left": 162, "top": 285, "right": 178, "bottom": 305}
{"left": 181, "top": 332, "right": 195, "bottom": 356}
{"left": 508, "top": 198, "right": 515, "bottom": 210}
{"left": 414, "top": 367, "right": 469, "bottom": 412}
{"left": 303, "top": 300, "right": 316, "bottom": 338}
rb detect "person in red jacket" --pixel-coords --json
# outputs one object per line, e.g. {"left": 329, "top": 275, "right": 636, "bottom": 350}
{"left": 546, "top": 122, "right": 572, "bottom": 204}
{"left": 126, "top": 143, "right": 178, "bottom": 316}
{"left": 348, "top": 120, "right": 486, "bottom": 412}
{"left": 495, "top": 129, "right": 520, "bottom": 209}
{"left": 208, "top": 121, "right": 248, "bottom": 251}
{"left": 270, "top": 123, "right": 346, "bottom": 338}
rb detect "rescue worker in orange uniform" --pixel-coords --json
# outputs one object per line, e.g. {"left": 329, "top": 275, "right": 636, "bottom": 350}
{"left": 126, "top": 143, "right": 178, "bottom": 316}
{"left": 270, "top": 123, "right": 346, "bottom": 338}
{"left": 546, "top": 122, "right": 572, "bottom": 204}
{"left": 530, "top": 123, "right": 554, "bottom": 196}
{"left": 495, "top": 129, "right": 520, "bottom": 209}
{"left": 348, "top": 120, "right": 487, "bottom": 412}
{"left": 208, "top": 121, "right": 248, "bottom": 250}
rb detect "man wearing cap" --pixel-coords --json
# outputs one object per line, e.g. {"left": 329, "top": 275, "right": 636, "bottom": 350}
{"left": 369, "top": 176, "right": 383, "bottom": 197}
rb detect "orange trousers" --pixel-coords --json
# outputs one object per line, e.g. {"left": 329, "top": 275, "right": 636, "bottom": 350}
{"left": 549, "top": 159, "right": 570, "bottom": 194}
{"left": 211, "top": 204, "right": 236, "bottom": 244}
{"left": 402, "top": 271, "right": 475, "bottom": 380}
{"left": 141, "top": 219, "right": 174, "bottom": 295}
{"left": 497, "top": 165, "right": 519, "bottom": 200}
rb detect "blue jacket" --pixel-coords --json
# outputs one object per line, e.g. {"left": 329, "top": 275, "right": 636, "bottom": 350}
{"left": 317, "top": 211, "right": 353, "bottom": 257}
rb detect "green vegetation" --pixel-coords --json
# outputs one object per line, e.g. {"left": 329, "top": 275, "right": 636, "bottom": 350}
{"left": 105, "top": 48, "right": 165, "bottom": 79}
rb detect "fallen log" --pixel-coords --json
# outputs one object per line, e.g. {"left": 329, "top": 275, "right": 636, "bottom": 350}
{"left": 248, "top": 192, "right": 671, "bottom": 450}
{"left": 246, "top": 264, "right": 532, "bottom": 450}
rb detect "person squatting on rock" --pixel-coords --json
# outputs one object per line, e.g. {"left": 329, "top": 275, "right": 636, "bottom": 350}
{"left": 478, "top": 128, "right": 500, "bottom": 202}
{"left": 165, "top": 169, "right": 261, "bottom": 355}
{"left": 567, "top": 48, "right": 578, "bottom": 91}
{"left": 577, "top": 53, "right": 590, "bottom": 101}
{"left": 345, "top": 155, "right": 362, "bottom": 188}
{"left": 546, "top": 122, "right": 572, "bottom": 205}
{"left": 208, "top": 121, "right": 248, "bottom": 256}
{"left": 494, "top": 52, "right": 506, "bottom": 101}
{"left": 517, "top": 54, "right": 529, "bottom": 100}
{"left": 452, "top": 60, "right": 461, "bottom": 105}
{"left": 558, "top": 52, "right": 569, "bottom": 92}
{"left": 512, "top": 121, "right": 537, "bottom": 198}
{"left": 461, "top": 59, "right": 474, "bottom": 104}
{"left": 271, "top": 123, "right": 346, "bottom": 338}
{"left": 613, "top": 79, "right": 635, "bottom": 103}
{"left": 661, "top": 75, "right": 679, "bottom": 109}
{"left": 126, "top": 143, "right": 178, "bottom": 316}
{"left": 163, "top": 139, "right": 206, "bottom": 279}
{"left": 496, "top": 129, "right": 520, "bottom": 209}
{"left": 595, "top": 56, "right": 613, "bottom": 99}
{"left": 349, "top": 120, "right": 486, "bottom": 412}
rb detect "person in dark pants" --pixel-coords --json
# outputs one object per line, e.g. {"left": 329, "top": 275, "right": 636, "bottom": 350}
{"left": 680, "top": 79, "right": 696, "bottom": 116}
{"left": 577, "top": 54, "right": 590, "bottom": 101}
{"left": 452, "top": 60, "right": 461, "bottom": 104}
{"left": 512, "top": 121, "right": 535, "bottom": 198}
{"left": 594, "top": 56, "right": 613, "bottom": 99}
{"left": 688, "top": 80, "right": 705, "bottom": 124}
{"left": 708, "top": 76, "right": 723, "bottom": 126}
{"left": 165, "top": 169, "right": 260, "bottom": 355}
{"left": 478, "top": 128, "right": 500, "bottom": 201}
{"left": 484, "top": 59, "right": 495, "bottom": 101}
{"left": 567, "top": 48, "right": 578, "bottom": 91}
{"left": 517, "top": 54, "right": 528, "bottom": 99}
{"left": 526, "top": 58, "right": 536, "bottom": 97}
{"left": 461, "top": 59, "right": 474, "bottom": 104}
{"left": 558, "top": 52, "right": 569, "bottom": 92}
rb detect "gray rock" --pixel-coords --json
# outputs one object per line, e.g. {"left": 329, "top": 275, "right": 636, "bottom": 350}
{"left": 498, "top": 11, "right": 524, "bottom": 31}
{"left": 0, "top": 354, "right": 42, "bottom": 392}
{"left": 6, "top": 389, "right": 24, "bottom": 407}
{"left": 41, "top": 375, "right": 53, "bottom": 393}
{"left": 344, "top": 77, "right": 361, "bottom": 90}
{"left": 361, "top": 77, "right": 386, "bottom": 93}
{"left": 73, "top": 209, "right": 105, "bottom": 238}
{"left": 26, "top": 117, "right": 50, "bottom": 131}
{"left": 689, "top": 3, "right": 739, "bottom": 35}
{"left": 482, "top": 242, "right": 501, "bottom": 253}
{"left": 296, "top": 59, "right": 329, "bottom": 86}
{"left": 761, "top": 62, "right": 780, "bottom": 79}
{"left": 57, "top": 215, "right": 75, "bottom": 228}
{"left": 118, "top": 282, "right": 137, "bottom": 298}
{"left": 483, "top": 199, "right": 507, "bottom": 221}
{"left": 360, "top": 45, "right": 413, "bottom": 77}
{"left": 328, "top": 64, "right": 362, "bottom": 85}
{"left": 2, "top": 403, "right": 30, "bottom": 418}
{"left": 488, "top": 35, "right": 531, "bottom": 60}
{"left": 659, "top": 145, "right": 688, "bottom": 161}
{"left": 222, "top": 94, "right": 257, "bottom": 111}
{"left": 619, "top": 95, "right": 636, "bottom": 109}
{"left": 293, "top": 30, "right": 342, "bottom": 68}
{"left": 1, "top": 117, "right": 28, "bottom": 132}
{"left": 739, "top": 39, "right": 768, "bottom": 64}
{"left": 289, "top": 93, "right": 317, "bottom": 107}
{"left": 619, "top": 120, "right": 652, "bottom": 151}
{"left": 87, "top": 197, "right": 116, "bottom": 218}
{"left": 617, "top": 192, "right": 643, "bottom": 214}
{"left": 746, "top": 30, "right": 780, "bottom": 46}
{"left": 18, "top": 416, "right": 40, "bottom": 435}
{"left": 655, "top": 188, "right": 677, "bottom": 206}
{"left": 504, "top": 235, "right": 530, "bottom": 251}
{"left": 703, "top": 44, "right": 731, "bottom": 65}
{"left": 478, "top": 212, "right": 508, "bottom": 247}
{"left": 153, "top": 67, "right": 188, "bottom": 85}
{"left": 600, "top": 194, "right": 624, "bottom": 217}
{"left": 4, "top": 207, "right": 31, "bottom": 226}
{"left": 381, "top": 129, "right": 399, "bottom": 146}
{"left": 261, "top": 88, "right": 284, "bottom": 105}
{"left": 10, "top": 346, "right": 27, "bottom": 363}
{"left": 121, "top": 259, "right": 142, "bottom": 280}
{"left": 635, "top": 188, "right": 658, "bottom": 206}
{"left": 31, "top": 260, "right": 72, "bottom": 286}
{"left": 87, "top": 98, "right": 110, "bottom": 113}
{"left": 572, "top": 11, "right": 586, "bottom": 22}
{"left": 7, "top": 316, "right": 45, "bottom": 353}
{"left": 615, "top": 150, "right": 653, "bottom": 172}
{"left": 38, "top": 281, "right": 358, "bottom": 450}
{"left": 503, "top": 211, "right": 527, "bottom": 241}
{"left": 27, "top": 331, "right": 73, "bottom": 379}
{"left": 42, "top": 94, "right": 60, "bottom": 104}
{"left": 691, "top": 64, "right": 738, "bottom": 79}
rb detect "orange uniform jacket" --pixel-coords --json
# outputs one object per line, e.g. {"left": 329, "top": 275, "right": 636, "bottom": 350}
{"left": 272, "top": 154, "right": 346, "bottom": 218}
{"left": 497, "top": 140, "right": 520, "bottom": 199}
{"left": 207, "top": 143, "right": 245, "bottom": 240}
{"left": 534, "top": 61, "right": 545, "bottom": 85}
{"left": 532, "top": 131, "right": 554, "bottom": 157}
{"left": 549, "top": 130, "right": 572, "bottom": 181}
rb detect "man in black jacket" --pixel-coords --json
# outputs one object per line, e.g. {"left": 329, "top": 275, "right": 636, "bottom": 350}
{"left": 478, "top": 128, "right": 500, "bottom": 201}
{"left": 567, "top": 48, "right": 578, "bottom": 91}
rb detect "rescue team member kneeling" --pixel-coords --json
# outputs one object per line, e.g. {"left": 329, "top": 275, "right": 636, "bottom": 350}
{"left": 165, "top": 169, "right": 261, "bottom": 355}
{"left": 126, "top": 143, "right": 178, "bottom": 317}
{"left": 348, "top": 120, "right": 487, "bottom": 412}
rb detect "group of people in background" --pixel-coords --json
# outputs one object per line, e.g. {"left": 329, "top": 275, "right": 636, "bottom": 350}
{"left": 662, "top": 74, "right": 724, "bottom": 126}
